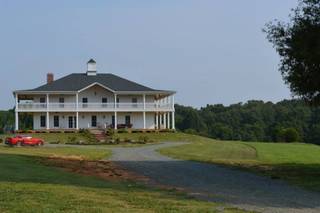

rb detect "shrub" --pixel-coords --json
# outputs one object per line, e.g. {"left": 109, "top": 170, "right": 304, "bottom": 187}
{"left": 184, "top": 128, "right": 197, "bottom": 135}
{"left": 0, "top": 138, "right": 3, "bottom": 144}
{"left": 106, "top": 128, "right": 115, "bottom": 137}
{"left": 68, "top": 136, "right": 77, "bottom": 144}
{"left": 138, "top": 135, "right": 150, "bottom": 143}
{"left": 277, "top": 128, "right": 300, "bottom": 143}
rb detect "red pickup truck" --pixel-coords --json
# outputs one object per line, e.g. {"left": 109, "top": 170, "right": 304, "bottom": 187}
{"left": 5, "top": 135, "right": 44, "bottom": 146}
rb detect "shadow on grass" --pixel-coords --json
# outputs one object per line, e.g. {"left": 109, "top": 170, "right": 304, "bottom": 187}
{"left": 0, "top": 153, "right": 147, "bottom": 192}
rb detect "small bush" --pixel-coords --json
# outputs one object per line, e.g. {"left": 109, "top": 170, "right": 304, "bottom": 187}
{"left": 68, "top": 136, "right": 77, "bottom": 144}
{"left": 138, "top": 135, "right": 150, "bottom": 143}
{"left": 106, "top": 128, "right": 115, "bottom": 137}
{"left": 0, "top": 138, "right": 3, "bottom": 144}
{"left": 184, "top": 128, "right": 197, "bottom": 135}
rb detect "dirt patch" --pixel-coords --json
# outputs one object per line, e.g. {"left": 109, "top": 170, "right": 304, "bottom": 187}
{"left": 41, "top": 157, "right": 149, "bottom": 183}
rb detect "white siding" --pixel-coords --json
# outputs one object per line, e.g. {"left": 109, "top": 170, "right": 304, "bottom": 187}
{"left": 78, "top": 85, "right": 114, "bottom": 103}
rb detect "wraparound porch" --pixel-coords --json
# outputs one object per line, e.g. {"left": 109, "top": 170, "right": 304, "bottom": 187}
{"left": 24, "top": 111, "right": 175, "bottom": 130}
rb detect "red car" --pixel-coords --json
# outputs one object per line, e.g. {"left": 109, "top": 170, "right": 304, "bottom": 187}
{"left": 5, "top": 135, "right": 44, "bottom": 146}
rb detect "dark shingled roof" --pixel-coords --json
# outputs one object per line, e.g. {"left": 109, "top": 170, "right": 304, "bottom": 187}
{"left": 87, "top": 59, "right": 96, "bottom": 63}
{"left": 25, "top": 73, "right": 169, "bottom": 93}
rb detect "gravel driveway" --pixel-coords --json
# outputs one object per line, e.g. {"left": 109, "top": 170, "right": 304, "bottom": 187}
{"left": 110, "top": 142, "right": 320, "bottom": 213}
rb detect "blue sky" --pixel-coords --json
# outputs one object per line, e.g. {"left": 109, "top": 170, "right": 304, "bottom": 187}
{"left": 0, "top": 0, "right": 298, "bottom": 109}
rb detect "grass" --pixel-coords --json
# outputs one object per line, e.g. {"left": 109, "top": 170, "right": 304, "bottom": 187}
{"left": 114, "top": 132, "right": 204, "bottom": 143}
{"left": 158, "top": 134, "right": 320, "bottom": 191}
{"left": 0, "top": 142, "right": 247, "bottom": 212}
{"left": 0, "top": 146, "right": 110, "bottom": 160}
{"left": 0, "top": 133, "right": 88, "bottom": 144}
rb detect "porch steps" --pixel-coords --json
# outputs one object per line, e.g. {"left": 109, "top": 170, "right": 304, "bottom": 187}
{"left": 89, "top": 129, "right": 108, "bottom": 142}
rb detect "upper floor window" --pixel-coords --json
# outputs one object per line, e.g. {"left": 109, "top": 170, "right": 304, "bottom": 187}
{"left": 116, "top": 97, "right": 119, "bottom": 107}
{"left": 82, "top": 98, "right": 88, "bottom": 108}
{"left": 39, "top": 97, "right": 46, "bottom": 108}
{"left": 59, "top": 97, "right": 64, "bottom": 108}
{"left": 102, "top": 98, "right": 108, "bottom": 108}
{"left": 132, "top": 97, "right": 138, "bottom": 108}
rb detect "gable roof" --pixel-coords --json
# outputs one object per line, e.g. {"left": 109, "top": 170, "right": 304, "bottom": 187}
{"left": 15, "top": 73, "right": 174, "bottom": 94}
{"left": 87, "top": 59, "right": 96, "bottom": 63}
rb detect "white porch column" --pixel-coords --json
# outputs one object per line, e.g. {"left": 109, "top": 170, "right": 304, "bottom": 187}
{"left": 159, "top": 113, "right": 163, "bottom": 129}
{"left": 46, "top": 94, "right": 49, "bottom": 130}
{"left": 172, "top": 112, "right": 175, "bottom": 130}
{"left": 167, "top": 112, "right": 170, "bottom": 129}
{"left": 163, "top": 113, "right": 167, "bottom": 129}
{"left": 172, "top": 95, "right": 175, "bottom": 130}
{"left": 155, "top": 112, "right": 159, "bottom": 129}
{"left": 143, "top": 94, "right": 146, "bottom": 129}
{"left": 114, "top": 94, "right": 117, "bottom": 130}
{"left": 76, "top": 93, "right": 79, "bottom": 130}
{"left": 15, "top": 93, "right": 19, "bottom": 131}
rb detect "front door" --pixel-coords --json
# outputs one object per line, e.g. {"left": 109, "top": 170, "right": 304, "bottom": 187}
{"left": 68, "top": 116, "right": 73, "bottom": 128}
{"left": 92, "top": 115, "right": 97, "bottom": 127}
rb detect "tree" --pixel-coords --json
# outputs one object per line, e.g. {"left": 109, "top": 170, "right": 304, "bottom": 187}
{"left": 264, "top": 0, "right": 320, "bottom": 105}
{"left": 278, "top": 128, "right": 300, "bottom": 143}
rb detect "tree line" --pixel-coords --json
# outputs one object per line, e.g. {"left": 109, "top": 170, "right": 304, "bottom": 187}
{"left": 175, "top": 99, "right": 320, "bottom": 144}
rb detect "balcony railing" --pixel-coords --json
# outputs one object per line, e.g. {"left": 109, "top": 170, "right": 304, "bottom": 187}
{"left": 17, "top": 102, "right": 173, "bottom": 111}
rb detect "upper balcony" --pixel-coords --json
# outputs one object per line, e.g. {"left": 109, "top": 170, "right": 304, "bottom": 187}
{"left": 16, "top": 102, "right": 174, "bottom": 112}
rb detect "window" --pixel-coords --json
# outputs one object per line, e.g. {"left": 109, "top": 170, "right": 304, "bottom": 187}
{"left": 91, "top": 115, "right": 97, "bottom": 127}
{"left": 54, "top": 116, "right": 59, "bottom": 127}
{"left": 82, "top": 98, "right": 88, "bottom": 108}
{"left": 132, "top": 97, "right": 138, "bottom": 108}
{"left": 59, "top": 97, "right": 64, "bottom": 108}
{"left": 40, "top": 97, "right": 46, "bottom": 108}
{"left": 116, "top": 98, "right": 120, "bottom": 108}
{"left": 125, "top": 115, "right": 131, "bottom": 126}
{"left": 112, "top": 115, "right": 115, "bottom": 127}
{"left": 102, "top": 97, "right": 108, "bottom": 108}
{"left": 40, "top": 115, "right": 46, "bottom": 128}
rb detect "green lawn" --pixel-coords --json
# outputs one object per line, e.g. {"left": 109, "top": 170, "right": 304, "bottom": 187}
{"left": 0, "top": 133, "right": 87, "bottom": 144}
{"left": 0, "top": 146, "right": 110, "bottom": 160}
{"left": 159, "top": 135, "right": 320, "bottom": 191}
{"left": 114, "top": 132, "right": 205, "bottom": 143}
{"left": 0, "top": 145, "right": 247, "bottom": 213}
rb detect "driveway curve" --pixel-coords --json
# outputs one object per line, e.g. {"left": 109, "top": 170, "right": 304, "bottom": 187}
{"left": 110, "top": 142, "right": 320, "bottom": 213}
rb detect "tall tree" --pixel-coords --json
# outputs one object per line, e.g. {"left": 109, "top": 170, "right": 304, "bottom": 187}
{"left": 264, "top": 0, "right": 320, "bottom": 105}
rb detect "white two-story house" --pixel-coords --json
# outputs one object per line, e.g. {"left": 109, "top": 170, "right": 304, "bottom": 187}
{"left": 13, "top": 59, "right": 175, "bottom": 131}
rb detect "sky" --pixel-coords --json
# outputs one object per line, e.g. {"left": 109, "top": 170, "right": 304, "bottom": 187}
{"left": 0, "top": 0, "right": 298, "bottom": 110}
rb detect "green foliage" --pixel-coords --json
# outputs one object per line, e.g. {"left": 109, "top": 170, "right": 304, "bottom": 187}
{"left": 138, "top": 135, "right": 150, "bottom": 143}
{"left": 276, "top": 128, "right": 300, "bottom": 143}
{"left": 175, "top": 99, "right": 320, "bottom": 144}
{"left": 67, "top": 136, "right": 77, "bottom": 143}
{"left": 264, "top": 0, "right": 320, "bottom": 105}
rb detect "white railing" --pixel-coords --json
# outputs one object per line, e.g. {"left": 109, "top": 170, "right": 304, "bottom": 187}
{"left": 17, "top": 102, "right": 173, "bottom": 111}
{"left": 17, "top": 103, "right": 47, "bottom": 110}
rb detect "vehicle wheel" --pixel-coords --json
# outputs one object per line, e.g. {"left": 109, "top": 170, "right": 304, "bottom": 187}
{"left": 16, "top": 142, "right": 22, "bottom": 147}
{"left": 38, "top": 142, "right": 44, "bottom": 146}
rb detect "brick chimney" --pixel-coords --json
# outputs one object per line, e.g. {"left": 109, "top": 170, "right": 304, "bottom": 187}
{"left": 47, "top": 73, "right": 54, "bottom": 84}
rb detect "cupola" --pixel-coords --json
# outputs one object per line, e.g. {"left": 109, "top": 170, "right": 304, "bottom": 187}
{"left": 86, "top": 59, "right": 97, "bottom": 76}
